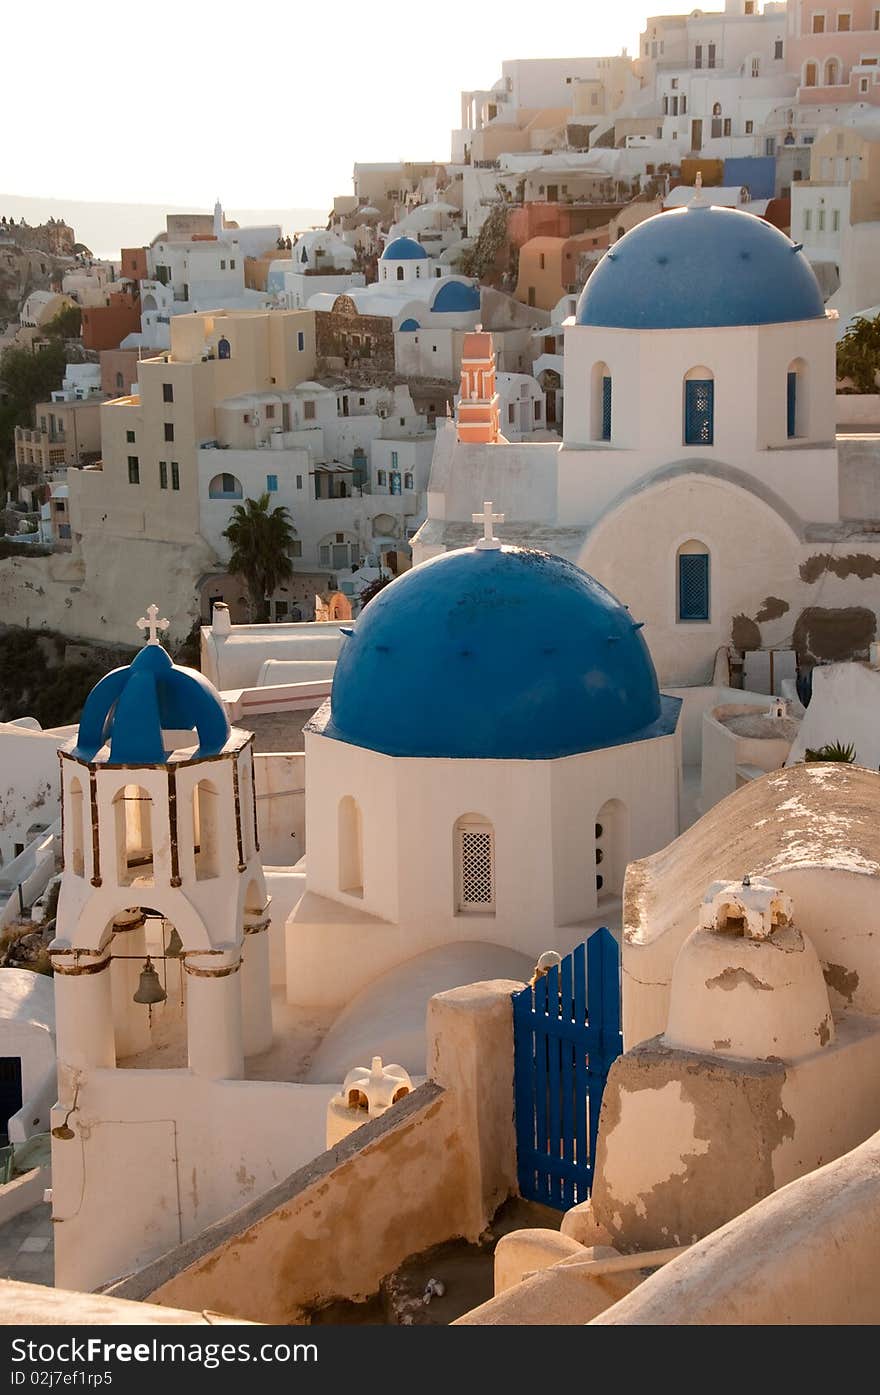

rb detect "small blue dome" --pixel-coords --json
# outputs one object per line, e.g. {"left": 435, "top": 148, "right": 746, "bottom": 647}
{"left": 74, "top": 644, "right": 230, "bottom": 765}
{"left": 399, "top": 317, "right": 420, "bottom": 332}
{"left": 576, "top": 203, "right": 826, "bottom": 330}
{"left": 325, "top": 547, "right": 679, "bottom": 760}
{"left": 432, "top": 280, "right": 481, "bottom": 313}
{"left": 382, "top": 236, "right": 428, "bottom": 261}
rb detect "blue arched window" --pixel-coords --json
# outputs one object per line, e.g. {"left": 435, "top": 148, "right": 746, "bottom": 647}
{"left": 684, "top": 368, "right": 714, "bottom": 446}
{"left": 217, "top": 337, "right": 231, "bottom": 360}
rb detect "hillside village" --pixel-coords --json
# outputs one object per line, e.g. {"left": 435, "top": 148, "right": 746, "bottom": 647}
{"left": 5, "top": 0, "right": 880, "bottom": 1338}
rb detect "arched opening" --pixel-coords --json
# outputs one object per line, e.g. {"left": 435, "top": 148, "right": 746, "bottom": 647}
{"left": 69, "top": 777, "right": 84, "bottom": 878}
{"left": 824, "top": 57, "right": 841, "bottom": 86}
{"left": 677, "top": 539, "right": 711, "bottom": 623}
{"left": 338, "top": 796, "right": 364, "bottom": 897}
{"left": 804, "top": 60, "right": 818, "bottom": 87}
{"left": 591, "top": 361, "right": 612, "bottom": 442}
{"left": 217, "top": 337, "right": 231, "bottom": 360}
{"left": 396, "top": 266, "right": 405, "bottom": 281}
{"left": 683, "top": 366, "right": 714, "bottom": 446}
{"left": 787, "top": 357, "right": 808, "bottom": 439}
{"left": 115, "top": 371, "right": 124, "bottom": 393}
{"left": 142, "top": 293, "right": 158, "bottom": 313}
{"left": 209, "top": 472, "right": 243, "bottom": 500}
{"left": 111, "top": 910, "right": 187, "bottom": 1067}
{"left": 595, "top": 800, "right": 628, "bottom": 901}
{"left": 192, "top": 781, "right": 220, "bottom": 880}
{"left": 113, "top": 786, "right": 154, "bottom": 886}
{"left": 454, "top": 813, "right": 496, "bottom": 916}
{"left": 712, "top": 102, "right": 722, "bottom": 116}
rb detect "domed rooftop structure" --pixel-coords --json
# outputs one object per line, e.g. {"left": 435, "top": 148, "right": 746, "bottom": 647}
{"left": 73, "top": 607, "right": 230, "bottom": 765}
{"left": 324, "top": 544, "right": 678, "bottom": 761}
{"left": 576, "top": 199, "right": 826, "bottom": 331}
{"left": 431, "top": 280, "right": 481, "bottom": 313}
{"left": 382, "top": 236, "right": 428, "bottom": 261}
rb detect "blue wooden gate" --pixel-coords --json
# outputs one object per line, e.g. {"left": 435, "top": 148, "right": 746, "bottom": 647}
{"left": 513, "top": 929, "right": 622, "bottom": 1210}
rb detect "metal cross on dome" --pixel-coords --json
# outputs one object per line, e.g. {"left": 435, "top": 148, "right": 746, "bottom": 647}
{"left": 137, "top": 603, "right": 170, "bottom": 645}
{"left": 472, "top": 501, "right": 505, "bottom": 551}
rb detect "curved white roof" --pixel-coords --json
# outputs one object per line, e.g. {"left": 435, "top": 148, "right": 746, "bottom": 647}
{"left": 0, "top": 969, "right": 55, "bottom": 1034}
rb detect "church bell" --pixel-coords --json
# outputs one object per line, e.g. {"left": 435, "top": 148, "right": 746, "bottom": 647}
{"left": 133, "top": 956, "right": 167, "bottom": 1005}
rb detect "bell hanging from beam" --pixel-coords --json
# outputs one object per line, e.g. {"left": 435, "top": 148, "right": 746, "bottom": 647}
{"left": 133, "top": 956, "right": 167, "bottom": 1005}
{"left": 165, "top": 927, "right": 183, "bottom": 958}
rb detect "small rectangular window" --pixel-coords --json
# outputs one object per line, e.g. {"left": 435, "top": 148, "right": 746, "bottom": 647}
{"left": 220, "top": 259, "right": 226, "bottom": 270}
{"left": 230, "top": 259, "right": 236, "bottom": 270}
{"left": 746, "top": 120, "right": 754, "bottom": 134}
{"left": 775, "top": 39, "right": 784, "bottom": 59}
{"left": 297, "top": 331, "right": 305, "bottom": 351}
{"left": 296, "top": 474, "right": 303, "bottom": 489}
{"left": 126, "top": 429, "right": 135, "bottom": 443}
{"left": 162, "top": 383, "right": 173, "bottom": 403}
{"left": 159, "top": 460, "right": 167, "bottom": 489}
{"left": 319, "top": 544, "right": 330, "bottom": 566}
{"left": 291, "top": 540, "right": 302, "bottom": 557}
{"left": 708, "top": 42, "right": 716, "bottom": 68}
{"left": 171, "top": 461, "right": 179, "bottom": 491}
{"left": 838, "top": 12, "right": 851, "bottom": 31}
{"left": 404, "top": 472, "right": 414, "bottom": 489}
{"left": 787, "top": 371, "right": 798, "bottom": 439}
{"left": 164, "top": 422, "right": 174, "bottom": 442}
{"left": 377, "top": 469, "right": 387, "bottom": 486}
{"left": 265, "top": 404, "right": 275, "bottom": 419}
{"left": 678, "top": 552, "right": 710, "bottom": 622}
{"left": 833, "top": 209, "right": 841, "bottom": 231}
{"left": 695, "top": 43, "right": 702, "bottom": 68}
{"left": 128, "top": 455, "right": 140, "bottom": 484}
{"left": 804, "top": 209, "right": 812, "bottom": 230}
{"left": 266, "top": 473, "right": 278, "bottom": 492}
{"left": 818, "top": 209, "right": 826, "bottom": 231}
{"left": 813, "top": 14, "right": 825, "bottom": 32}
{"left": 304, "top": 401, "right": 315, "bottom": 420}
{"left": 391, "top": 450, "right": 399, "bottom": 468}
{"left": 602, "top": 376, "right": 612, "bottom": 441}
{"left": 723, "top": 118, "right": 732, "bottom": 136}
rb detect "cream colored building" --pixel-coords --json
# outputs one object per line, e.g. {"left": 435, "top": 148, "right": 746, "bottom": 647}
{"left": 70, "top": 309, "right": 317, "bottom": 546}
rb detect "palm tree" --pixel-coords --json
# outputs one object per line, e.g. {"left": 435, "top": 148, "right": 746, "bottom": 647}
{"left": 222, "top": 494, "right": 296, "bottom": 622}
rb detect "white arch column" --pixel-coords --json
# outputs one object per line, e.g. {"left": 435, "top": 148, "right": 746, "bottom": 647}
{"left": 52, "top": 944, "right": 115, "bottom": 1070}
{"left": 184, "top": 950, "right": 244, "bottom": 1079}
{"left": 241, "top": 911, "right": 273, "bottom": 1057}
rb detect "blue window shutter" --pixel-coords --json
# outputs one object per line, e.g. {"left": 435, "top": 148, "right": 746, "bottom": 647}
{"left": 602, "top": 376, "right": 612, "bottom": 440}
{"left": 266, "top": 474, "right": 278, "bottom": 493}
{"left": 685, "top": 379, "right": 714, "bottom": 445}
{"left": 679, "top": 553, "right": 710, "bottom": 621}
{"left": 787, "top": 371, "right": 797, "bottom": 438}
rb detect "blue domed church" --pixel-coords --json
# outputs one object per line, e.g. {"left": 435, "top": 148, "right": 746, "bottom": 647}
{"left": 287, "top": 528, "right": 681, "bottom": 1012}
{"left": 413, "top": 190, "right": 875, "bottom": 692}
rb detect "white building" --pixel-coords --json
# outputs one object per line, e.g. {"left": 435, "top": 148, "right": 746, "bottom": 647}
{"left": 287, "top": 532, "right": 681, "bottom": 1015}
{"left": 0, "top": 970, "right": 56, "bottom": 1144}
{"left": 267, "top": 232, "right": 365, "bottom": 310}
{"left": 413, "top": 192, "right": 880, "bottom": 690}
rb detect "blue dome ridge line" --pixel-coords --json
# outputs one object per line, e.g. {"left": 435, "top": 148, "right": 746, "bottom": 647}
{"left": 575, "top": 203, "right": 826, "bottom": 330}
{"left": 325, "top": 545, "right": 680, "bottom": 761}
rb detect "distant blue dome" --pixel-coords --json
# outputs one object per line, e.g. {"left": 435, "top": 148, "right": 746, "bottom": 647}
{"left": 576, "top": 203, "right": 826, "bottom": 330}
{"left": 325, "top": 547, "right": 679, "bottom": 760}
{"left": 399, "top": 317, "right": 420, "bottom": 332}
{"left": 432, "top": 280, "right": 481, "bottom": 313}
{"left": 382, "top": 237, "right": 428, "bottom": 260}
{"left": 74, "top": 644, "right": 230, "bottom": 765}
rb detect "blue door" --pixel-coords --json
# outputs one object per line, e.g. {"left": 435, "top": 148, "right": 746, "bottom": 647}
{"left": 601, "top": 376, "right": 612, "bottom": 441}
{"left": 787, "top": 371, "right": 798, "bottom": 438}
{"left": 685, "top": 379, "right": 714, "bottom": 445}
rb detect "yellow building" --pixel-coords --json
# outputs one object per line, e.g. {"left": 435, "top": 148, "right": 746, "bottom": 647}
{"left": 70, "top": 309, "right": 317, "bottom": 545}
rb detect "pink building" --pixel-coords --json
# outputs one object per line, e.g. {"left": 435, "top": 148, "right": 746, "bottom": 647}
{"left": 788, "top": 1, "right": 880, "bottom": 104}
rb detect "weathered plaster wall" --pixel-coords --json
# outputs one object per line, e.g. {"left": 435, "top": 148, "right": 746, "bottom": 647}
{"left": 590, "top": 1125, "right": 880, "bottom": 1325}
{"left": 107, "top": 980, "right": 520, "bottom": 1321}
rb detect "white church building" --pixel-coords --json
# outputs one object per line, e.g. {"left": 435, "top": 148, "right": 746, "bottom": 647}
{"left": 414, "top": 187, "right": 880, "bottom": 688}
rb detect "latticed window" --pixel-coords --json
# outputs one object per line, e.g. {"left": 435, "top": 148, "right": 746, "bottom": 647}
{"left": 678, "top": 550, "right": 710, "bottom": 622}
{"left": 455, "top": 816, "right": 495, "bottom": 914}
{"left": 684, "top": 378, "right": 714, "bottom": 445}
{"left": 602, "top": 376, "right": 612, "bottom": 441}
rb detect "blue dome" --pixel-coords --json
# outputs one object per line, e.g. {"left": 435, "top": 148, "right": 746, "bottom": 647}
{"left": 576, "top": 202, "right": 826, "bottom": 330}
{"left": 399, "top": 317, "right": 420, "bottom": 332}
{"left": 74, "top": 643, "right": 230, "bottom": 765}
{"left": 382, "top": 236, "right": 428, "bottom": 260}
{"left": 325, "top": 546, "right": 679, "bottom": 760}
{"left": 431, "top": 280, "right": 481, "bottom": 313}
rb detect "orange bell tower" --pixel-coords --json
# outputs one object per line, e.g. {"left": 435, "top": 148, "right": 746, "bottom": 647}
{"left": 456, "top": 330, "right": 501, "bottom": 444}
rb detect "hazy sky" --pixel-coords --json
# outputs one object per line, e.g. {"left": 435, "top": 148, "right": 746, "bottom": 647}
{"left": 6, "top": 0, "right": 659, "bottom": 211}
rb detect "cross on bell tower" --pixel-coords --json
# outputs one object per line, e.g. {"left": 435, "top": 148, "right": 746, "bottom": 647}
{"left": 137, "top": 603, "right": 170, "bottom": 645}
{"left": 472, "top": 501, "right": 505, "bottom": 551}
